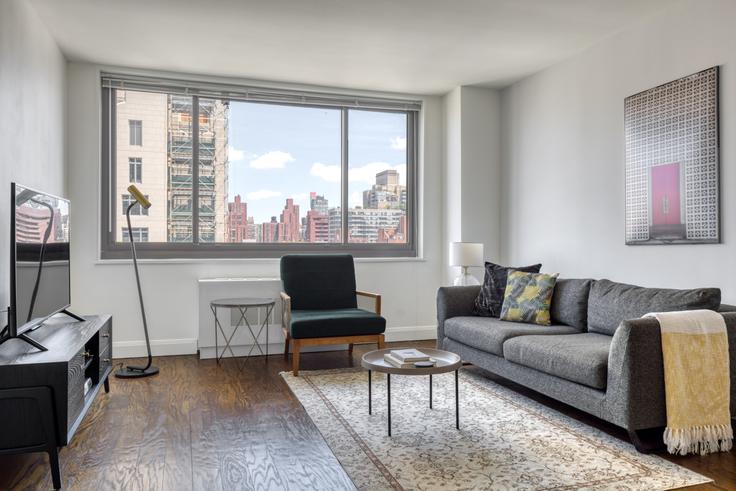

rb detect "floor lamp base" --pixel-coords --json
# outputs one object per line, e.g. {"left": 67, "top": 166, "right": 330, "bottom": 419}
{"left": 114, "top": 365, "right": 159, "bottom": 378}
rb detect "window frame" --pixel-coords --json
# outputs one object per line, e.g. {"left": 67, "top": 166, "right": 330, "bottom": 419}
{"left": 100, "top": 75, "right": 420, "bottom": 260}
{"left": 128, "top": 157, "right": 142, "bottom": 183}
{"left": 128, "top": 119, "right": 142, "bottom": 146}
{"left": 122, "top": 227, "right": 149, "bottom": 242}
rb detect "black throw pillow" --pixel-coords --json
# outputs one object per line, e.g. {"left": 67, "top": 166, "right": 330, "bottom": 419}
{"left": 473, "top": 262, "right": 542, "bottom": 317}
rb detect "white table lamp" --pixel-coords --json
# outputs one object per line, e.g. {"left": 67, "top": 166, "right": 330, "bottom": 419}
{"left": 450, "top": 242, "right": 483, "bottom": 286}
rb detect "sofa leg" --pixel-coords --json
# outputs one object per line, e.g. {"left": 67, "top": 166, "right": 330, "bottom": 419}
{"left": 377, "top": 334, "right": 385, "bottom": 349}
{"left": 628, "top": 428, "right": 666, "bottom": 454}
{"left": 348, "top": 343, "right": 354, "bottom": 354}
{"left": 292, "top": 341, "right": 301, "bottom": 376}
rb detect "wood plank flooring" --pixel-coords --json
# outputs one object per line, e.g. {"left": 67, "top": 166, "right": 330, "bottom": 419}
{"left": 0, "top": 340, "right": 733, "bottom": 490}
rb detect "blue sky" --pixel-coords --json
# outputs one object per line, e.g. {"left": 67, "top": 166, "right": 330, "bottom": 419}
{"left": 227, "top": 102, "right": 407, "bottom": 223}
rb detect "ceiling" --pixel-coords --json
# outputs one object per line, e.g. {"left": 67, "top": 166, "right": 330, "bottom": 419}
{"left": 29, "top": 0, "right": 673, "bottom": 95}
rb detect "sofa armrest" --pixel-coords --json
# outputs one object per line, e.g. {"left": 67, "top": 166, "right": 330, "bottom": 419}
{"left": 607, "top": 312, "right": 736, "bottom": 431}
{"left": 719, "top": 303, "right": 736, "bottom": 313}
{"left": 436, "top": 286, "right": 480, "bottom": 347}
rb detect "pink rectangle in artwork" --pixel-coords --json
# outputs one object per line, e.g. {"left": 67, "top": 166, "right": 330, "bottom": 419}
{"left": 651, "top": 163, "right": 681, "bottom": 226}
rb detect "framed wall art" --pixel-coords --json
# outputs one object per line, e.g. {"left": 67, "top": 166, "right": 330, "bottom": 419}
{"left": 624, "top": 66, "right": 719, "bottom": 245}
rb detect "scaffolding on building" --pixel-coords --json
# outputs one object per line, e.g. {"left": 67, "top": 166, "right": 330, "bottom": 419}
{"left": 167, "top": 96, "right": 229, "bottom": 243}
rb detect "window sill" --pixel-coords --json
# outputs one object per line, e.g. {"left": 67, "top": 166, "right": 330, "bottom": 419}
{"left": 93, "top": 256, "right": 427, "bottom": 266}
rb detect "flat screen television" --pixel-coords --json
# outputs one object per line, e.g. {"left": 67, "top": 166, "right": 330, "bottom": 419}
{"left": 7, "top": 183, "right": 72, "bottom": 341}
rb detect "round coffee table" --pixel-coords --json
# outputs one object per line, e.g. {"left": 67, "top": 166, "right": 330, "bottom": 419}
{"left": 361, "top": 348, "right": 462, "bottom": 436}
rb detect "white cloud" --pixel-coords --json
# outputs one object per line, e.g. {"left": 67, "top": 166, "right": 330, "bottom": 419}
{"left": 246, "top": 190, "right": 282, "bottom": 200}
{"left": 249, "top": 151, "right": 294, "bottom": 169}
{"left": 390, "top": 136, "right": 407, "bottom": 151}
{"left": 228, "top": 145, "right": 246, "bottom": 162}
{"left": 310, "top": 162, "right": 341, "bottom": 182}
{"left": 349, "top": 191, "right": 362, "bottom": 207}
{"left": 311, "top": 161, "right": 407, "bottom": 185}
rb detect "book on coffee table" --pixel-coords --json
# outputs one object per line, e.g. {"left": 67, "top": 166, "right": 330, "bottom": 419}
{"left": 390, "top": 349, "right": 429, "bottom": 362}
{"left": 384, "top": 353, "right": 421, "bottom": 368}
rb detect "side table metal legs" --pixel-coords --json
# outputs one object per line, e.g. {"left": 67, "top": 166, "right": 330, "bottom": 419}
{"left": 212, "top": 303, "right": 274, "bottom": 369}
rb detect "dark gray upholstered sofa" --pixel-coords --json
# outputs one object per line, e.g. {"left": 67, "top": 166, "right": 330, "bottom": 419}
{"left": 437, "top": 279, "right": 736, "bottom": 452}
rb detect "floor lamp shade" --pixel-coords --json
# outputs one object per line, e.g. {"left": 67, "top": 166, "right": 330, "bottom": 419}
{"left": 449, "top": 242, "right": 483, "bottom": 286}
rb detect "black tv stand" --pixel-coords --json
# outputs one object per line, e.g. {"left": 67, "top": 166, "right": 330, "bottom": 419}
{"left": 0, "top": 309, "right": 85, "bottom": 351}
{"left": 0, "top": 315, "right": 113, "bottom": 490}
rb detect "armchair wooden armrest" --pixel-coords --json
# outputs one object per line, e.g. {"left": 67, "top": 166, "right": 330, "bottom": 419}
{"left": 356, "top": 290, "right": 382, "bottom": 315}
{"left": 280, "top": 291, "right": 291, "bottom": 328}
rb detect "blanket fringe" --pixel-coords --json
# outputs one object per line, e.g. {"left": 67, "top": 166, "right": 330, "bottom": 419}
{"left": 664, "top": 424, "right": 734, "bottom": 456}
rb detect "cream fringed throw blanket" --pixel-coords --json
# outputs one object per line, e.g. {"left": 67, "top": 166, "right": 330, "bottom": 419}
{"left": 644, "top": 310, "right": 733, "bottom": 455}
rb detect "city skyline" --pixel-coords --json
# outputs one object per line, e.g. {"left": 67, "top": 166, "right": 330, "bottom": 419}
{"left": 227, "top": 168, "right": 407, "bottom": 244}
{"left": 227, "top": 102, "right": 407, "bottom": 224}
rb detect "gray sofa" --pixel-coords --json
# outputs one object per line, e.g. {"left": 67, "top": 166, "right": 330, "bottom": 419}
{"left": 436, "top": 279, "right": 736, "bottom": 452}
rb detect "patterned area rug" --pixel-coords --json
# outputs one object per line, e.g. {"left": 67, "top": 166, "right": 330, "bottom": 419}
{"left": 282, "top": 367, "right": 711, "bottom": 490}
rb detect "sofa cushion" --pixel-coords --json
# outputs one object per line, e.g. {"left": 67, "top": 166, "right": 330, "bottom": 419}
{"left": 587, "top": 279, "right": 721, "bottom": 335}
{"left": 443, "top": 316, "right": 578, "bottom": 356}
{"left": 473, "top": 262, "right": 542, "bottom": 317}
{"left": 503, "top": 333, "right": 612, "bottom": 390}
{"left": 289, "top": 308, "right": 386, "bottom": 339}
{"left": 500, "top": 271, "right": 559, "bottom": 325}
{"left": 550, "top": 278, "right": 593, "bottom": 330}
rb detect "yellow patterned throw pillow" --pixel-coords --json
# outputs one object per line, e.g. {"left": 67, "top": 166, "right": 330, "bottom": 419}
{"left": 500, "top": 271, "right": 559, "bottom": 326}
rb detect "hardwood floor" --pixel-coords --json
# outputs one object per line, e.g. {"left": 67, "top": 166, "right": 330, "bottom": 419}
{"left": 0, "top": 340, "right": 733, "bottom": 490}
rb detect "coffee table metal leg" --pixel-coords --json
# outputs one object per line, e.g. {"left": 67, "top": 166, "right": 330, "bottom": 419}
{"left": 455, "top": 369, "right": 459, "bottom": 430}
{"left": 429, "top": 373, "right": 433, "bottom": 409}
{"left": 368, "top": 370, "right": 372, "bottom": 415}
{"left": 387, "top": 373, "right": 391, "bottom": 436}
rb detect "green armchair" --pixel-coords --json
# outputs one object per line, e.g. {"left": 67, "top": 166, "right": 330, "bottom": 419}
{"left": 280, "top": 254, "right": 386, "bottom": 375}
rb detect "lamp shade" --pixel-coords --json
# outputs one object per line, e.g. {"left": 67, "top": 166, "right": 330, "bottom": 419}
{"left": 449, "top": 242, "right": 483, "bottom": 267}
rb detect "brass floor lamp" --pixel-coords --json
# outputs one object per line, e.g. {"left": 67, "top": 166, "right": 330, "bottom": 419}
{"left": 115, "top": 184, "right": 159, "bottom": 378}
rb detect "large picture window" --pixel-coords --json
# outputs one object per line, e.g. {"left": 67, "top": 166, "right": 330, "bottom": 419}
{"left": 100, "top": 74, "right": 420, "bottom": 259}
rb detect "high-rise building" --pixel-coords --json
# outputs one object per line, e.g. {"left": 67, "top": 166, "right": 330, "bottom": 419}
{"left": 115, "top": 91, "right": 229, "bottom": 243}
{"left": 377, "top": 214, "right": 407, "bottom": 243}
{"left": 310, "top": 192, "right": 329, "bottom": 215}
{"left": 168, "top": 96, "right": 229, "bottom": 243}
{"left": 227, "top": 194, "right": 248, "bottom": 242}
{"left": 305, "top": 210, "right": 330, "bottom": 242}
{"left": 279, "top": 198, "right": 301, "bottom": 242}
{"left": 363, "top": 169, "right": 406, "bottom": 210}
{"left": 329, "top": 207, "right": 404, "bottom": 243}
{"left": 261, "top": 217, "right": 279, "bottom": 242}
{"left": 115, "top": 91, "right": 169, "bottom": 242}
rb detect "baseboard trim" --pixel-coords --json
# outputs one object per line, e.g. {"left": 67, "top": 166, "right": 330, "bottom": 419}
{"left": 113, "top": 326, "right": 437, "bottom": 359}
{"left": 113, "top": 338, "right": 198, "bottom": 358}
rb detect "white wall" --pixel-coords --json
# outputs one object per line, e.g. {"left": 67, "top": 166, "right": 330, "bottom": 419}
{"left": 443, "top": 86, "right": 502, "bottom": 283}
{"left": 501, "top": 0, "right": 736, "bottom": 302}
{"left": 66, "top": 63, "right": 444, "bottom": 357}
{"left": 0, "top": 0, "right": 66, "bottom": 325}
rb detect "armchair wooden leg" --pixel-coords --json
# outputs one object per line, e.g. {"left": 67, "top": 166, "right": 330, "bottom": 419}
{"left": 283, "top": 331, "right": 291, "bottom": 357}
{"left": 292, "top": 340, "right": 301, "bottom": 376}
{"left": 377, "top": 334, "right": 385, "bottom": 349}
{"left": 348, "top": 343, "right": 354, "bottom": 354}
